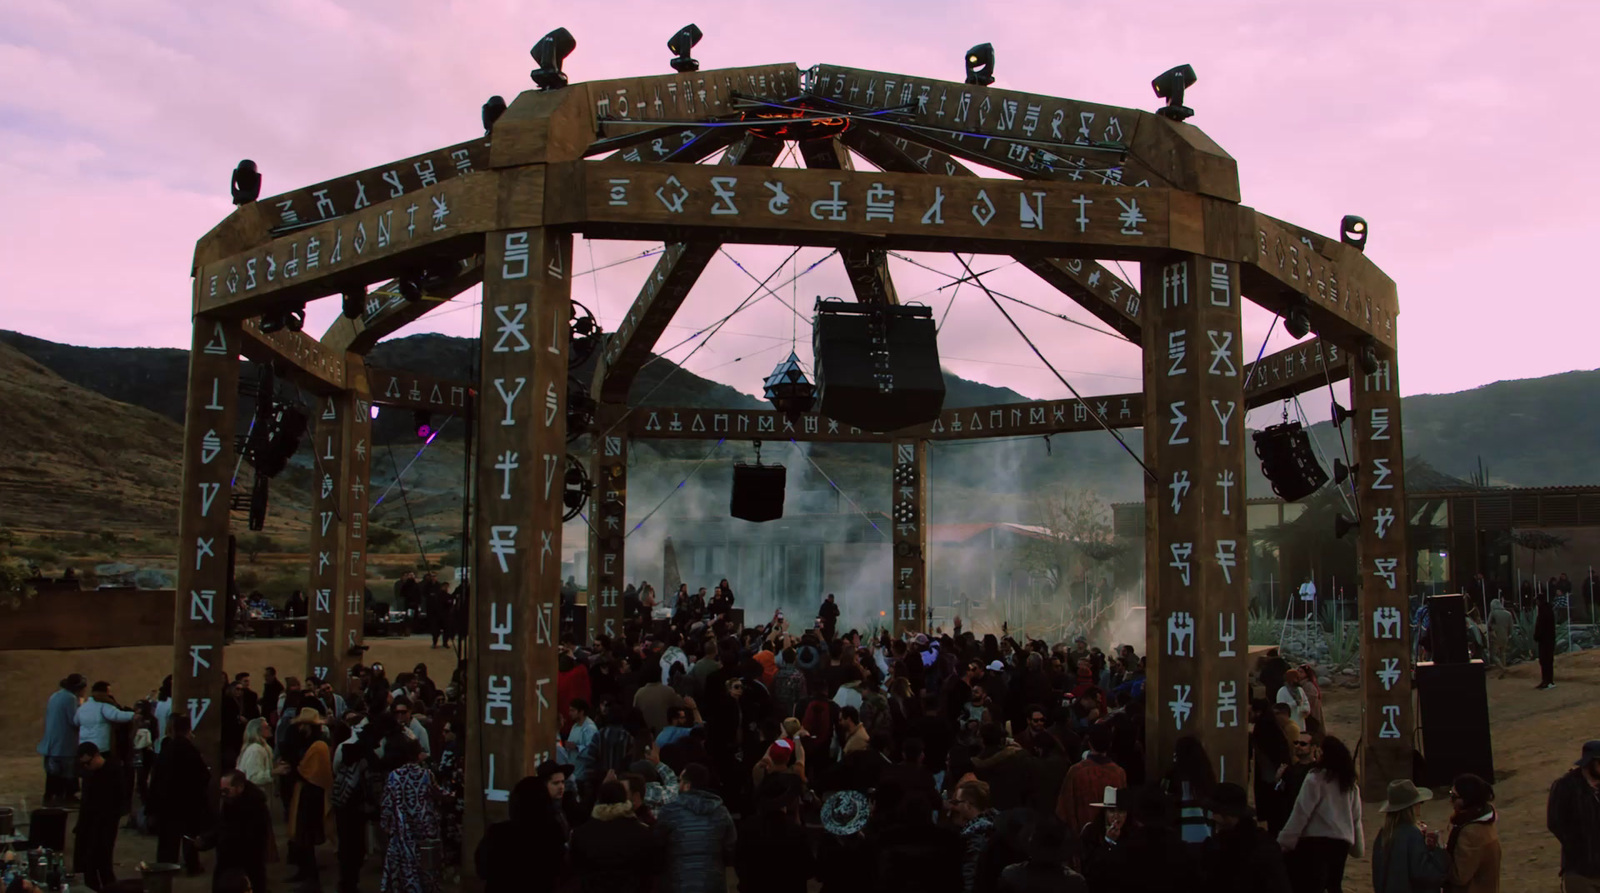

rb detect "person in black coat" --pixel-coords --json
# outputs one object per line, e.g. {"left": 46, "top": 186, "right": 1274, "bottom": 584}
{"left": 149, "top": 715, "right": 213, "bottom": 874}
{"left": 736, "top": 776, "right": 813, "bottom": 893}
{"left": 202, "top": 771, "right": 273, "bottom": 893}
{"left": 997, "top": 817, "right": 1088, "bottom": 893}
{"left": 476, "top": 764, "right": 572, "bottom": 893}
{"left": 73, "top": 743, "right": 126, "bottom": 891}
{"left": 569, "top": 780, "right": 661, "bottom": 893}
{"left": 1201, "top": 783, "right": 1290, "bottom": 893}
{"left": 1535, "top": 593, "right": 1558, "bottom": 689}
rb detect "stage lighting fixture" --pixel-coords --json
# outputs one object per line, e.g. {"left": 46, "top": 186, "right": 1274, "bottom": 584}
{"left": 1341, "top": 215, "right": 1368, "bottom": 251}
{"left": 1332, "top": 458, "right": 1358, "bottom": 486}
{"left": 398, "top": 278, "right": 423, "bottom": 303}
{"left": 482, "top": 95, "right": 508, "bottom": 134}
{"left": 964, "top": 43, "right": 995, "bottom": 86}
{"left": 258, "top": 304, "right": 305, "bottom": 334}
{"left": 668, "top": 24, "right": 702, "bottom": 73}
{"left": 1284, "top": 300, "right": 1312, "bottom": 340}
{"left": 246, "top": 471, "right": 269, "bottom": 531}
{"left": 1253, "top": 421, "right": 1328, "bottom": 502}
{"left": 341, "top": 290, "right": 365, "bottom": 320}
{"left": 763, "top": 351, "right": 817, "bottom": 418}
{"left": 413, "top": 411, "right": 434, "bottom": 440}
{"left": 1335, "top": 514, "right": 1359, "bottom": 540}
{"left": 1152, "top": 64, "right": 1198, "bottom": 122}
{"left": 231, "top": 160, "right": 261, "bottom": 205}
{"left": 253, "top": 403, "right": 308, "bottom": 478}
{"left": 369, "top": 404, "right": 381, "bottom": 420}
{"left": 530, "top": 27, "right": 576, "bottom": 90}
{"left": 563, "top": 454, "right": 593, "bottom": 522}
{"left": 1330, "top": 400, "right": 1353, "bottom": 428}
{"left": 1358, "top": 336, "right": 1382, "bottom": 375}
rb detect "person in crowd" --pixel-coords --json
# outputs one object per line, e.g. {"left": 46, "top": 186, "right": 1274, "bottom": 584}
{"left": 287, "top": 708, "right": 334, "bottom": 890}
{"left": 380, "top": 736, "right": 440, "bottom": 893}
{"left": 1548, "top": 740, "right": 1600, "bottom": 890}
{"left": 38, "top": 673, "right": 86, "bottom": 806}
{"left": 72, "top": 742, "right": 125, "bottom": 891}
{"left": 656, "top": 763, "right": 737, "bottom": 893}
{"left": 1275, "top": 669, "right": 1312, "bottom": 730}
{"left": 200, "top": 769, "right": 274, "bottom": 893}
{"left": 1202, "top": 782, "right": 1290, "bottom": 893}
{"left": 393, "top": 698, "right": 430, "bottom": 757}
{"left": 1535, "top": 592, "right": 1557, "bottom": 689}
{"left": 1444, "top": 773, "right": 1500, "bottom": 893}
{"left": 236, "top": 717, "right": 275, "bottom": 789}
{"left": 76, "top": 681, "right": 135, "bottom": 753}
{"left": 1162, "top": 735, "right": 1216, "bottom": 845}
{"left": 150, "top": 714, "right": 213, "bottom": 874}
{"left": 1485, "top": 600, "right": 1513, "bottom": 676}
{"left": 949, "top": 779, "right": 998, "bottom": 893}
{"left": 1278, "top": 735, "right": 1364, "bottom": 893}
{"left": 818, "top": 594, "right": 841, "bottom": 641}
{"left": 1056, "top": 724, "right": 1125, "bottom": 835}
{"left": 570, "top": 779, "right": 662, "bottom": 893}
{"left": 477, "top": 763, "right": 573, "bottom": 893}
{"left": 997, "top": 816, "right": 1088, "bottom": 893}
{"left": 1371, "top": 779, "right": 1448, "bottom": 893}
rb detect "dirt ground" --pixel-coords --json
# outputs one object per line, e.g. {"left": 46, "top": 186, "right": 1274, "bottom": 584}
{"left": 0, "top": 640, "right": 1589, "bottom": 891}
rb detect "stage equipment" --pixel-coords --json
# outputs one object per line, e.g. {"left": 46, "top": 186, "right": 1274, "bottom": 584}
{"left": 812, "top": 299, "right": 944, "bottom": 432}
{"left": 341, "top": 289, "right": 365, "bottom": 320}
{"left": 964, "top": 43, "right": 995, "bottom": 86}
{"left": 1284, "top": 299, "right": 1312, "bottom": 340}
{"left": 763, "top": 351, "right": 817, "bottom": 418}
{"left": 1359, "top": 336, "right": 1383, "bottom": 375}
{"left": 1427, "top": 593, "right": 1469, "bottom": 664}
{"left": 398, "top": 277, "right": 423, "bottom": 303}
{"left": 1252, "top": 421, "right": 1328, "bottom": 502}
{"left": 1330, "top": 400, "right": 1354, "bottom": 428}
{"left": 231, "top": 160, "right": 260, "bottom": 205}
{"left": 1342, "top": 215, "right": 1368, "bottom": 251}
{"left": 1332, "top": 458, "right": 1357, "bottom": 487}
{"left": 258, "top": 304, "right": 305, "bottom": 334}
{"left": 1334, "top": 514, "right": 1358, "bottom": 540}
{"left": 562, "top": 453, "right": 592, "bottom": 521}
{"left": 413, "top": 411, "right": 434, "bottom": 440}
{"left": 530, "top": 27, "right": 576, "bottom": 90}
{"left": 252, "top": 402, "right": 307, "bottom": 478}
{"left": 246, "top": 471, "right": 269, "bottom": 530}
{"left": 731, "top": 446, "right": 786, "bottom": 523}
{"left": 668, "top": 24, "right": 702, "bottom": 73}
{"left": 1416, "top": 660, "right": 1494, "bottom": 786}
{"left": 569, "top": 301, "right": 602, "bottom": 367}
{"left": 1152, "top": 64, "right": 1198, "bottom": 121}
{"left": 369, "top": 403, "right": 381, "bottom": 420}
{"left": 566, "top": 390, "right": 596, "bottom": 443}
{"left": 483, "top": 95, "right": 508, "bottom": 134}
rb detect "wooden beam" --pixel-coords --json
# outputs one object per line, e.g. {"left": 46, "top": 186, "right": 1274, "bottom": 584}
{"left": 1242, "top": 336, "right": 1348, "bottom": 407}
{"left": 588, "top": 408, "right": 628, "bottom": 644}
{"left": 800, "top": 137, "right": 900, "bottom": 305}
{"left": 804, "top": 64, "right": 1240, "bottom": 201}
{"left": 320, "top": 256, "right": 485, "bottom": 355}
{"left": 843, "top": 126, "right": 1142, "bottom": 339}
{"left": 194, "top": 138, "right": 491, "bottom": 270}
{"left": 1239, "top": 210, "right": 1399, "bottom": 349}
{"left": 239, "top": 318, "right": 347, "bottom": 391}
{"left": 195, "top": 170, "right": 507, "bottom": 319}
{"left": 557, "top": 161, "right": 1185, "bottom": 258}
{"left": 305, "top": 392, "right": 344, "bottom": 684}
{"left": 367, "top": 366, "right": 475, "bottom": 412}
{"left": 891, "top": 439, "right": 929, "bottom": 636}
{"left": 590, "top": 136, "right": 784, "bottom": 404}
{"left": 334, "top": 359, "right": 374, "bottom": 680}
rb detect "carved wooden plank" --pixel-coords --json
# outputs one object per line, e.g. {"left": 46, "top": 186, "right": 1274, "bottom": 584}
{"left": 321, "top": 256, "right": 484, "bottom": 355}
{"left": 588, "top": 123, "right": 740, "bottom": 163}
{"left": 368, "top": 366, "right": 474, "bottom": 412}
{"left": 804, "top": 64, "right": 1240, "bottom": 201}
{"left": 306, "top": 392, "right": 344, "bottom": 683}
{"left": 334, "top": 358, "right": 373, "bottom": 681}
{"left": 194, "top": 138, "right": 491, "bottom": 269}
{"left": 1242, "top": 336, "right": 1348, "bottom": 407}
{"left": 844, "top": 125, "right": 1142, "bottom": 339}
{"left": 1240, "top": 210, "right": 1399, "bottom": 349}
{"left": 588, "top": 406, "right": 628, "bottom": 644}
{"left": 591, "top": 137, "right": 784, "bottom": 404}
{"left": 196, "top": 171, "right": 503, "bottom": 318}
{"left": 562, "top": 161, "right": 1181, "bottom": 258}
{"left": 240, "top": 318, "right": 347, "bottom": 391}
{"left": 891, "top": 439, "right": 928, "bottom": 636}
{"left": 584, "top": 64, "right": 802, "bottom": 134}
{"left": 801, "top": 137, "right": 900, "bottom": 305}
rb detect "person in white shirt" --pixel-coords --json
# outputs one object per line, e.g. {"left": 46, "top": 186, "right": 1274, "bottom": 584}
{"left": 1276, "top": 669, "right": 1312, "bottom": 728}
{"left": 76, "top": 681, "right": 135, "bottom": 752}
{"left": 1278, "top": 735, "right": 1365, "bottom": 890}
{"left": 561, "top": 698, "right": 599, "bottom": 784}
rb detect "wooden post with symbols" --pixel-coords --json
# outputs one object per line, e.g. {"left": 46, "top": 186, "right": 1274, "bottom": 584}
{"left": 306, "top": 393, "right": 344, "bottom": 684}
{"left": 466, "top": 227, "right": 571, "bottom": 854}
{"left": 172, "top": 314, "right": 241, "bottom": 768}
{"left": 334, "top": 359, "right": 374, "bottom": 679}
{"left": 891, "top": 439, "right": 929, "bottom": 636}
{"left": 588, "top": 406, "right": 628, "bottom": 645}
{"left": 1352, "top": 353, "right": 1413, "bottom": 792}
{"left": 1139, "top": 253, "right": 1250, "bottom": 784}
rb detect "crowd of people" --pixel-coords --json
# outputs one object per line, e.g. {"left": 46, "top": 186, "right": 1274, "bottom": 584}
{"left": 27, "top": 575, "right": 1600, "bottom": 893}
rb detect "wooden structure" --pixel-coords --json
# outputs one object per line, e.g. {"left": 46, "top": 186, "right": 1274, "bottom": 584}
{"left": 178, "top": 59, "right": 1406, "bottom": 834}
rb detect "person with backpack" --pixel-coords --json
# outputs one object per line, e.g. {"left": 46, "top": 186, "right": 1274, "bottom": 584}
{"left": 331, "top": 729, "right": 379, "bottom": 893}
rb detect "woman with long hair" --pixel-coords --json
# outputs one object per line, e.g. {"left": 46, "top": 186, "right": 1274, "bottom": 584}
{"left": 237, "top": 718, "right": 276, "bottom": 788}
{"left": 1370, "top": 779, "right": 1447, "bottom": 892}
{"left": 380, "top": 737, "right": 441, "bottom": 893}
{"left": 286, "top": 709, "right": 335, "bottom": 891}
{"left": 1163, "top": 735, "right": 1216, "bottom": 844}
{"left": 1277, "top": 735, "right": 1365, "bottom": 893}
{"left": 1444, "top": 774, "right": 1501, "bottom": 893}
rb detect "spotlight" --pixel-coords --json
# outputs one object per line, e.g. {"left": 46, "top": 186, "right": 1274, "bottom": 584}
{"left": 668, "top": 24, "right": 702, "bottom": 73}
{"left": 341, "top": 290, "right": 365, "bottom": 320}
{"left": 964, "top": 43, "right": 995, "bottom": 87}
{"left": 1335, "top": 514, "right": 1359, "bottom": 540}
{"left": 1341, "top": 215, "right": 1368, "bottom": 251}
{"left": 398, "top": 278, "right": 423, "bottom": 303}
{"left": 413, "top": 411, "right": 433, "bottom": 440}
{"left": 563, "top": 454, "right": 593, "bottom": 522}
{"left": 1358, "top": 336, "right": 1382, "bottom": 375}
{"left": 482, "top": 95, "right": 508, "bottom": 135}
{"left": 1332, "top": 458, "right": 1358, "bottom": 486}
{"left": 231, "top": 160, "right": 261, "bottom": 205}
{"left": 1330, "top": 400, "right": 1353, "bottom": 428}
{"left": 530, "top": 27, "right": 576, "bottom": 90}
{"left": 1252, "top": 421, "right": 1328, "bottom": 502}
{"left": 369, "top": 404, "right": 381, "bottom": 421}
{"left": 258, "top": 305, "right": 305, "bottom": 334}
{"left": 1152, "top": 64, "right": 1198, "bottom": 122}
{"left": 1284, "top": 300, "right": 1312, "bottom": 340}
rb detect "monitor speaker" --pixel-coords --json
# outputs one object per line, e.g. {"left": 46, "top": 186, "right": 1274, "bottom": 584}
{"left": 731, "top": 464, "right": 786, "bottom": 522}
{"left": 813, "top": 299, "right": 944, "bottom": 432}
{"left": 1416, "top": 661, "right": 1494, "bottom": 787}
{"left": 28, "top": 807, "right": 67, "bottom": 851}
{"left": 1427, "top": 593, "right": 1469, "bottom": 664}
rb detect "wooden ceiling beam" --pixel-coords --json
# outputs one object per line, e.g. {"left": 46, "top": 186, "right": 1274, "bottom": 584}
{"left": 319, "top": 257, "right": 485, "bottom": 355}
{"left": 800, "top": 137, "right": 899, "bottom": 305}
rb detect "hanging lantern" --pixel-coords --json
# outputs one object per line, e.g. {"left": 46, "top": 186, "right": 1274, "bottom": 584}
{"left": 763, "top": 351, "right": 816, "bottom": 417}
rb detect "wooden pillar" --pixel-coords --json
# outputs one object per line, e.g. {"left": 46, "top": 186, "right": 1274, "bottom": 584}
{"left": 173, "top": 314, "right": 241, "bottom": 767}
{"left": 588, "top": 408, "right": 628, "bottom": 644}
{"left": 891, "top": 439, "right": 929, "bottom": 636}
{"left": 1140, "top": 253, "right": 1250, "bottom": 784}
{"left": 334, "top": 359, "right": 374, "bottom": 680}
{"left": 467, "top": 227, "right": 571, "bottom": 840}
{"left": 306, "top": 392, "right": 343, "bottom": 684}
{"left": 1352, "top": 352, "right": 1413, "bottom": 790}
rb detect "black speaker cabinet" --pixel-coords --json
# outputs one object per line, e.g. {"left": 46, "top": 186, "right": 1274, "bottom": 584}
{"left": 28, "top": 807, "right": 67, "bottom": 851}
{"left": 731, "top": 464, "right": 786, "bottom": 522}
{"left": 1428, "top": 593, "right": 1469, "bottom": 664}
{"left": 813, "top": 300, "right": 944, "bottom": 432}
{"left": 1416, "top": 660, "right": 1494, "bottom": 787}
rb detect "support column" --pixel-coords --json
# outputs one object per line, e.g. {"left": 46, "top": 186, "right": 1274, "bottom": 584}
{"left": 1352, "top": 353, "right": 1413, "bottom": 790}
{"left": 306, "top": 392, "right": 343, "bottom": 684}
{"left": 1140, "top": 254, "right": 1250, "bottom": 784}
{"left": 334, "top": 359, "right": 374, "bottom": 679}
{"left": 891, "top": 439, "right": 928, "bottom": 636}
{"left": 588, "top": 408, "right": 628, "bottom": 644}
{"left": 467, "top": 227, "right": 571, "bottom": 839}
{"left": 173, "top": 314, "right": 241, "bottom": 767}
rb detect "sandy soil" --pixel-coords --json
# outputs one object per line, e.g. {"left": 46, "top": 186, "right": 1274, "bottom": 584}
{"left": 0, "top": 640, "right": 1588, "bottom": 891}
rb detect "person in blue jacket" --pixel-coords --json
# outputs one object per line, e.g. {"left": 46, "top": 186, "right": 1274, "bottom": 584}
{"left": 37, "top": 673, "right": 86, "bottom": 805}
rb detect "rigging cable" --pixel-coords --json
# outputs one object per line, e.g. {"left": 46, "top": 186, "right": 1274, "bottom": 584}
{"left": 787, "top": 440, "right": 888, "bottom": 539}
{"left": 386, "top": 441, "right": 431, "bottom": 569}
{"left": 626, "top": 438, "right": 726, "bottom": 537}
{"left": 369, "top": 414, "right": 453, "bottom": 511}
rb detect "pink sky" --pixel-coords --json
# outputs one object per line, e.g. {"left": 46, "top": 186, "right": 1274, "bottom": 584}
{"left": 3, "top": 0, "right": 1596, "bottom": 421}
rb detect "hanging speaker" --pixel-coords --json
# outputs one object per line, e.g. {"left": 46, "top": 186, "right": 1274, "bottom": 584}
{"left": 1252, "top": 421, "right": 1327, "bottom": 502}
{"left": 731, "top": 463, "right": 786, "bottom": 522}
{"left": 813, "top": 299, "right": 945, "bottom": 432}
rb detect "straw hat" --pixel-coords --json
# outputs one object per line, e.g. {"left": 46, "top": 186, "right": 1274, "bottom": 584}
{"left": 1378, "top": 779, "right": 1433, "bottom": 813}
{"left": 821, "top": 790, "right": 871, "bottom": 836}
{"left": 291, "top": 707, "right": 325, "bottom": 726}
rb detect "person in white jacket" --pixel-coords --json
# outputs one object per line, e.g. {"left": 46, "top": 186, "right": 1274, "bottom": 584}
{"left": 235, "top": 718, "right": 276, "bottom": 788}
{"left": 76, "top": 682, "right": 135, "bottom": 752}
{"left": 1277, "top": 668, "right": 1313, "bottom": 728}
{"left": 1278, "top": 735, "right": 1365, "bottom": 892}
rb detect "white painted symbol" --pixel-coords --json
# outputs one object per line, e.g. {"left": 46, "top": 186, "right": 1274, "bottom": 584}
{"left": 599, "top": 587, "right": 618, "bottom": 608}
{"left": 195, "top": 537, "right": 214, "bottom": 570}
{"left": 764, "top": 181, "right": 790, "bottom": 215}
{"left": 542, "top": 453, "right": 559, "bottom": 500}
{"left": 493, "top": 377, "right": 526, "bottom": 426}
{"left": 1169, "top": 684, "right": 1193, "bottom": 729}
{"left": 1374, "top": 558, "right": 1399, "bottom": 589}
{"left": 607, "top": 178, "right": 631, "bottom": 207}
{"left": 809, "top": 181, "right": 848, "bottom": 221}
{"left": 485, "top": 676, "right": 514, "bottom": 725}
{"left": 970, "top": 189, "right": 995, "bottom": 226}
{"left": 1218, "top": 612, "right": 1238, "bottom": 657}
{"left": 1215, "top": 539, "right": 1239, "bottom": 584}
{"left": 203, "top": 323, "right": 229, "bottom": 355}
{"left": 320, "top": 473, "right": 334, "bottom": 498}
{"left": 485, "top": 753, "right": 510, "bottom": 802}
{"left": 1208, "top": 261, "right": 1232, "bottom": 307}
{"left": 187, "top": 698, "right": 212, "bottom": 727}
{"left": 1163, "top": 263, "right": 1189, "bottom": 307}
{"left": 205, "top": 379, "right": 225, "bottom": 411}
{"left": 1169, "top": 542, "right": 1194, "bottom": 586}
{"left": 1377, "top": 657, "right": 1400, "bottom": 691}
{"left": 539, "top": 531, "right": 554, "bottom": 573}
{"left": 534, "top": 677, "right": 551, "bottom": 721}
{"left": 1168, "top": 401, "right": 1190, "bottom": 445}
{"left": 1211, "top": 400, "right": 1237, "bottom": 445}
{"left": 1373, "top": 606, "right": 1402, "bottom": 639}
{"left": 604, "top": 436, "right": 622, "bottom": 457}
{"left": 921, "top": 187, "right": 945, "bottom": 224}
{"left": 200, "top": 430, "right": 221, "bottom": 465}
{"left": 318, "top": 552, "right": 330, "bottom": 574}
{"left": 489, "top": 603, "right": 513, "bottom": 651}
{"left": 1371, "top": 458, "right": 1394, "bottom": 490}
{"left": 1169, "top": 470, "right": 1190, "bottom": 514}
{"left": 431, "top": 194, "right": 450, "bottom": 230}
{"left": 1374, "top": 507, "right": 1395, "bottom": 540}
{"left": 492, "top": 305, "right": 531, "bottom": 353}
{"left": 199, "top": 483, "right": 220, "bottom": 517}
{"left": 1364, "top": 360, "right": 1392, "bottom": 393}
{"left": 535, "top": 601, "right": 553, "bottom": 645}
{"left": 1370, "top": 408, "right": 1391, "bottom": 441}
{"left": 1116, "top": 198, "right": 1146, "bottom": 235}
{"left": 865, "top": 182, "right": 896, "bottom": 222}
{"left": 1207, "top": 330, "right": 1236, "bottom": 376}
{"left": 1217, "top": 470, "right": 1236, "bottom": 516}
{"left": 489, "top": 525, "right": 517, "bottom": 572}
{"left": 189, "top": 644, "right": 212, "bottom": 676}
{"left": 502, "top": 232, "right": 530, "bottom": 279}
{"left": 1167, "top": 612, "right": 1195, "bottom": 657}
{"left": 1379, "top": 705, "right": 1401, "bottom": 739}
{"left": 1167, "top": 329, "right": 1188, "bottom": 377}
{"left": 315, "top": 589, "right": 330, "bottom": 613}
{"left": 709, "top": 176, "right": 739, "bottom": 216}
{"left": 898, "top": 600, "right": 917, "bottom": 621}
{"left": 314, "top": 628, "right": 328, "bottom": 650}
{"left": 544, "top": 381, "right": 559, "bottom": 426}
{"left": 1104, "top": 116, "right": 1124, "bottom": 143}
{"left": 1216, "top": 681, "right": 1239, "bottom": 728}
{"left": 495, "top": 451, "right": 519, "bottom": 500}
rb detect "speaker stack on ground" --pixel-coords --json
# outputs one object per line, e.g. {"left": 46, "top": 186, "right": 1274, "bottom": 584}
{"left": 1416, "top": 593, "right": 1494, "bottom": 787}
{"left": 812, "top": 299, "right": 945, "bottom": 432}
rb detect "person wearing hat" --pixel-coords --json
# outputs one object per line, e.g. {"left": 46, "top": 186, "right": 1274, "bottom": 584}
{"left": 1443, "top": 773, "right": 1500, "bottom": 893}
{"left": 1371, "top": 779, "right": 1448, "bottom": 893}
{"left": 1548, "top": 740, "right": 1600, "bottom": 889}
{"left": 1201, "top": 782, "right": 1290, "bottom": 893}
{"left": 752, "top": 738, "right": 806, "bottom": 789}
{"left": 37, "top": 673, "right": 87, "bottom": 806}
{"left": 996, "top": 817, "right": 1087, "bottom": 893}
{"left": 1055, "top": 725, "right": 1126, "bottom": 837}
{"left": 287, "top": 707, "right": 335, "bottom": 889}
